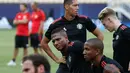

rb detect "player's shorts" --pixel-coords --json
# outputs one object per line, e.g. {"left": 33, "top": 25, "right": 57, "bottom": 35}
{"left": 30, "top": 33, "right": 42, "bottom": 49}
{"left": 15, "top": 35, "right": 29, "bottom": 48}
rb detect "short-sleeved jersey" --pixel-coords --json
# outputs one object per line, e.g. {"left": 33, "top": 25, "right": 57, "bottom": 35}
{"left": 113, "top": 24, "right": 130, "bottom": 53}
{"left": 31, "top": 9, "right": 46, "bottom": 34}
{"left": 14, "top": 12, "right": 30, "bottom": 36}
{"left": 61, "top": 41, "right": 92, "bottom": 73}
{"left": 45, "top": 15, "right": 96, "bottom": 43}
{"left": 92, "top": 55, "right": 124, "bottom": 73}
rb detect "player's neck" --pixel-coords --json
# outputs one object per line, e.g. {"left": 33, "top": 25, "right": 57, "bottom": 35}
{"left": 64, "top": 12, "right": 75, "bottom": 21}
{"left": 22, "top": 10, "right": 28, "bottom": 13}
{"left": 62, "top": 41, "right": 70, "bottom": 53}
{"left": 114, "top": 20, "right": 122, "bottom": 31}
{"left": 34, "top": 8, "right": 39, "bottom": 11}
{"left": 21, "top": 10, "right": 27, "bottom": 13}
{"left": 93, "top": 55, "right": 103, "bottom": 66}
{"left": 65, "top": 41, "right": 70, "bottom": 49}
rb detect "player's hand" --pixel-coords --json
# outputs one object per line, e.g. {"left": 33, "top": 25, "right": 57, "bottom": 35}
{"left": 13, "top": 20, "right": 19, "bottom": 25}
{"left": 103, "top": 64, "right": 120, "bottom": 73}
{"left": 56, "top": 56, "right": 66, "bottom": 64}
{"left": 128, "top": 62, "right": 130, "bottom": 71}
{"left": 38, "top": 30, "right": 43, "bottom": 35}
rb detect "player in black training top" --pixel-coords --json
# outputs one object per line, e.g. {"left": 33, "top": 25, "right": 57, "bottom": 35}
{"left": 51, "top": 27, "right": 92, "bottom": 73}
{"left": 98, "top": 7, "right": 130, "bottom": 73}
{"left": 41, "top": 0, "right": 103, "bottom": 73}
{"left": 83, "top": 38, "right": 124, "bottom": 73}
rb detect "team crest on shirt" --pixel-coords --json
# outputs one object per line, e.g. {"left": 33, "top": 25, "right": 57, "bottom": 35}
{"left": 23, "top": 15, "right": 27, "bottom": 19}
{"left": 77, "top": 23, "right": 83, "bottom": 29}
{"left": 116, "top": 35, "right": 119, "bottom": 40}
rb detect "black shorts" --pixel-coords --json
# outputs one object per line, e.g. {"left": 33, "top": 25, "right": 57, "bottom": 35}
{"left": 30, "top": 33, "right": 42, "bottom": 48}
{"left": 15, "top": 35, "right": 29, "bottom": 48}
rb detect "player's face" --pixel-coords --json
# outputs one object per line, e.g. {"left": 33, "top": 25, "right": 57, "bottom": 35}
{"left": 67, "top": 0, "right": 79, "bottom": 16}
{"left": 52, "top": 33, "right": 68, "bottom": 51}
{"left": 20, "top": 4, "right": 26, "bottom": 12}
{"left": 83, "top": 44, "right": 97, "bottom": 61}
{"left": 22, "top": 60, "right": 35, "bottom": 73}
{"left": 101, "top": 17, "right": 115, "bottom": 32}
{"left": 31, "top": 3, "right": 37, "bottom": 11}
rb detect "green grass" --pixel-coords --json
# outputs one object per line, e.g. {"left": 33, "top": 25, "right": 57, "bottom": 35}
{"left": 0, "top": 29, "right": 113, "bottom": 73}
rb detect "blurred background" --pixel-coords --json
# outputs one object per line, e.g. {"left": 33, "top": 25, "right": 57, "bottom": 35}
{"left": 0, "top": 0, "right": 130, "bottom": 73}
{"left": 0, "top": 0, "right": 130, "bottom": 30}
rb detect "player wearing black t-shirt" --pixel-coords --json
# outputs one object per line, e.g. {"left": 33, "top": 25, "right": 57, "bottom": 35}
{"left": 98, "top": 7, "right": 130, "bottom": 73}
{"left": 46, "top": 15, "right": 96, "bottom": 43}
{"left": 83, "top": 38, "right": 124, "bottom": 73}
{"left": 51, "top": 27, "right": 92, "bottom": 73}
{"left": 41, "top": 0, "right": 103, "bottom": 73}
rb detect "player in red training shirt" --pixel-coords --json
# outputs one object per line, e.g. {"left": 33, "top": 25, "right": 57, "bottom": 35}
{"left": 30, "top": 2, "right": 46, "bottom": 54}
{"left": 7, "top": 3, "right": 30, "bottom": 66}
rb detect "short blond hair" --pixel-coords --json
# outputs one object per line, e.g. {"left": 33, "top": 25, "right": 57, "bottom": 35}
{"left": 98, "top": 7, "right": 117, "bottom": 20}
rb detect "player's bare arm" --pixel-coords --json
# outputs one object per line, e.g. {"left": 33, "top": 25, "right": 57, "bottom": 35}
{"left": 17, "top": 18, "right": 29, "bottom": 24}
{"left": 38, "top": 21, "right": 44, "bottom": 35}
{"left": 13, "top": 19, "right": 19, "bottom": 25}
{"left": 41, "top": 36, "right": 66, "bottom": 64}
{"left": 13, "top": 18, "right": 29, "bottom": 25}
{"left": 92, "top": 28, "right": 104, "bottom": 41}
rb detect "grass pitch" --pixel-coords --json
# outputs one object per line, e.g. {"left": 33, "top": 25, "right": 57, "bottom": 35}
{"left": 0, "top": 29, "right": 113, "bottom": 73}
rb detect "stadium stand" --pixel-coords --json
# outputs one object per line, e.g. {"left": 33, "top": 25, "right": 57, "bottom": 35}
{"left": 0, "top": 0, "right": 130, "bottom": 3}
{"left": 0, "top": 0, "right": 112, "bottom": 3}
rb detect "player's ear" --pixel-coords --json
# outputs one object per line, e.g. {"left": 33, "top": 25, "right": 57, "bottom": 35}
{"left": 37, "top": 65, "right": 45, "bottom": 73}
{"left": 107, "top": 17, "right": 112, "bottom": 23}
{"left": 65, "top": 4, "right": 69, "bottom": 10}
{"left": 65, "top": 36, "right": 68, "bottom": 40}
{"left": 96, "top": 48, "right": 100, "bottom": 55}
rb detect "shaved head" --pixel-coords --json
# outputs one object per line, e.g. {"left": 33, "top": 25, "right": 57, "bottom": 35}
{"left": 51, "top": 27, "right": 67, "bottom": 39}
{"left": 85, "top": 38, "right": 104, "bottom": 54}
{"left": 64, "top": 0, "right": 73, "bottom": 6}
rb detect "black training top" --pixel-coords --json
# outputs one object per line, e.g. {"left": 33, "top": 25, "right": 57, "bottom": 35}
{"left": 113, "top": 24, "right": 130, "bottom": 53}
{"left": 92, "top": 55, "right": 124, "bottom": 73}
{"left": 63, "top": 41, "right": 92, "bottom": 73}
{"left": 45, "top": 15, "right": 96, "bottom": 43}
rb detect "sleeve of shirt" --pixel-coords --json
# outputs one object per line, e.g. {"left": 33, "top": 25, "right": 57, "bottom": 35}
{"left": 85, "top": 17, "right": 97, "bottom": 32}
{"left": 122, "top": 28, "right": 130, "bottom": 40}
{"left": 14, "top": 13, "right": 18, "bottom": 20}
{"left": 45, "top": 18, "right": 61, "bottom": 40}
{"left": 45, "top": 24, "right": 54, "bottom": 40}
{"left": 27, "top": 12, "right": 30, "bottom": 20}
{"left": 68, "top": 41, "right": 84, "bottom": 54}
{"left": 40, "top": 10, "right": 46, "bottom": 21}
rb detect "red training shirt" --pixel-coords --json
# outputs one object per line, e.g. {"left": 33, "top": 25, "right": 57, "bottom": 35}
{"left": 15, "top": 12, "right": 30, "bottom": 36}
{"left": 31, "top": 9, "right": 46, "bottom": 34}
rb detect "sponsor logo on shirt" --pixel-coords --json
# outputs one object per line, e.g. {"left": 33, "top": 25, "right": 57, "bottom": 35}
{"left": 63, "top": 27, "right": 67, "bottom": 31}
